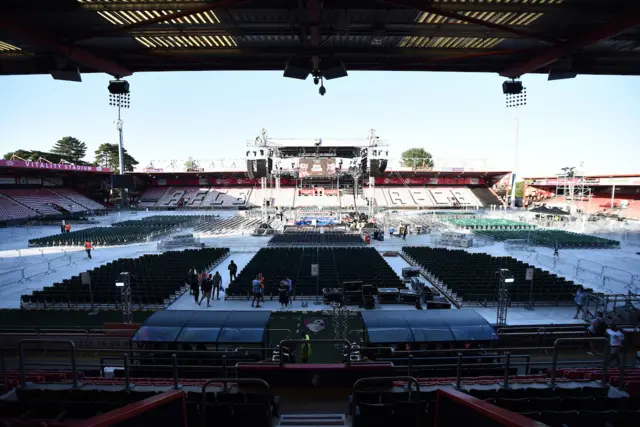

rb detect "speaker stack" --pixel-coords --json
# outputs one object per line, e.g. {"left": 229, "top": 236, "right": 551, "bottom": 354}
{"left": 247, "top": 159, "right": 271, "bottom": 179}
{"left": 369, "top": 159, "right": 388, "bottom": 177}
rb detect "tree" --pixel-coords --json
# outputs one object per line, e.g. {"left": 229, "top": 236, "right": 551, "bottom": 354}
{"left": 94, "top": 143, "right": 139, "bottom": 172}
{"left": 184, "top": 157, "right": 200, "bottom": 172}
{"left": 51, "top": 136, "right": 87, "bottom": 163}
{"left": 400, "top": 148, "right": 434, "bottom": 169}
{"left": 3, "top": 149, "right": 91, "bottom": 165}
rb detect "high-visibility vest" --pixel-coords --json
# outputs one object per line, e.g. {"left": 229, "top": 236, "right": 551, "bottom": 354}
{"left": 301, "top": 334, "right": 311, "bottom": 356}
{"left": 84, "top": 242, "right": 91, "bottom": 249}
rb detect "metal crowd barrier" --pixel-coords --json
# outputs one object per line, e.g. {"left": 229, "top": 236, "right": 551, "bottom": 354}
{"left": 7, "top": 337, "right": 631, "bottom": 393}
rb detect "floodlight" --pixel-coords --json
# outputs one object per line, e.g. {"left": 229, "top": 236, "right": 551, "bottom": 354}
{"left": 115, "top": 282, "right": 125, "bottom": 287}
{"left": 504, "top": 277, "right": 515, "bottom": 283}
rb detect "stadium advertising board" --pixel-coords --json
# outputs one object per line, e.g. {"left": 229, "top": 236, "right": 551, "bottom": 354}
{"left": 0, "top": 160, "right": 111, "bottom": 173}
{"left": 374, "top": 177, "right": 485, "bottom": 185}
{"left": 299, "top": 158, "right": 336, "bottom": 178}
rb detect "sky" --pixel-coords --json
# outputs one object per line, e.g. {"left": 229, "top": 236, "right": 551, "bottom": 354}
{"left": 1, "top": 70, "right": 639, "bottom": 178}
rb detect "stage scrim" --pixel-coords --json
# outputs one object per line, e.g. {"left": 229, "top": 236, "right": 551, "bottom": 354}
{"left": 299, "top": 158, "right": 336, "bottom": 178}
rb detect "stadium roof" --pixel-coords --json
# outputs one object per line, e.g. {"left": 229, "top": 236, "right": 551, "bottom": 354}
{"left": 1, "top": 0, "right": 639, "bottom": 78}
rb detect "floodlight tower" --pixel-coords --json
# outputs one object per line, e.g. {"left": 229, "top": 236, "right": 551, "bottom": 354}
{"left": 503, "top": 80, "right": 527, "bottom": 209}
{"left": 108, "top": 80, "right": 130, "bottom": 209}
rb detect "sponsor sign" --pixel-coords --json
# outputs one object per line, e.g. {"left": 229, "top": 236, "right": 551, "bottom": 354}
{"left": 304, "top": 318, "right": 326, "bottom": 333}
{"left": 525, "top": 268, "right": 534, "bottom": 281}
{"left": 0, "top": 160, "right": 111, "bottom": 173}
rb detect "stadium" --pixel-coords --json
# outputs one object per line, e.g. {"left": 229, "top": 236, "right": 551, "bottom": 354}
{"left": 1, "top": 1, "right": 640, "bottom": 427}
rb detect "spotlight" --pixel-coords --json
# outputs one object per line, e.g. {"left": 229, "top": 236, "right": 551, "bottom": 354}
{"left": 313, "top": 76, "right": 319, "bottom": 85}
{"left": 319, "top": 85, "right": 326, "bottom": 96}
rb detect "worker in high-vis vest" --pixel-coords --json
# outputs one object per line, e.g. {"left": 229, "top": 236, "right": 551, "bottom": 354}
{"left": 84, "top": 241, "right": 93, "bottom": 259}
{"left": 300, "top": 330, "right": 311, "bottom": 363}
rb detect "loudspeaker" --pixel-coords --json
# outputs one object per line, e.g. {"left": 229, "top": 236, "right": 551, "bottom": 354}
{"left": 370, "top": 159, "right": 387, "bottom": 177}
{"left": 246, "top": 160, "right": 255, "bottom": 179}
{"left": 283, "top": 59, "right": 311, "bottom": 80}
{"left": 255, "top": 159, "right": 268, "bottom": 178}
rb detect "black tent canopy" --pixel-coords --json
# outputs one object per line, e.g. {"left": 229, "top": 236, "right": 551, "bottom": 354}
{"left": 132, "top": 310, "right": 271, "bottom": 344}
{"left": 362, "top": 310, "right": 497, "bottom": 344}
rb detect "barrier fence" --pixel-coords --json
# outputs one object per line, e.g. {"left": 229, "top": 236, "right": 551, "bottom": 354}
{"left": 0, "top": 252, "right": 88, "bottom": 288}
{"left": 512, "top": 250, "right": 640, "bottom": 294}
{"left": 2, "top": 337, "right": 628, "bottom": 394}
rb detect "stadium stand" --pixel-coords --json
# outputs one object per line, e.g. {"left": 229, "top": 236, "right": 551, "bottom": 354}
{"left": 50, "top": 188, "right": 105, "bottom": 212}
{"left": 29, "top": 216, "right": 198, "bottom": 247}
{"left": 268, "top": 229, "right": 364, "bottom": 246}
{"left": 155, "top": 186, "right": 188, "bottom": 207}
{"left": 226, "top": 247, "right": 403, "bottom": 298}
{"left": 470, "top": 186, "right": 505, "bottom": 207}
{"left": 200, "top": 188, "right": 251, "bottom": 207}
{"left": 138, "top": 187, "right": 169, "bottom": 207}
{"left": 0, "top": 193, "right": 38, "bottom": 222}
{"left": 480, "top": 229, "right": 620, "bottom": 248}
{"left": 404, "top": 246, "right": 583, "bottom": 305}
{"left": 193, "top": 215, "right": 262, "bottom": 235}
{"left": 0, "top": 188, "right": 86, "bottom": 215}
{"left": 20, "top": 247, "right": 228, "bottom": 309}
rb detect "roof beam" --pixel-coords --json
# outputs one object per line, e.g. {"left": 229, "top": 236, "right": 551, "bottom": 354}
{"left": 76, "top": 2, "right": 604, "bottom": 14}
{"left": 0, "top": 13, "right": 132, "bottom": 77}
{"left": 500, "top": 6, "right": 640, "bottom": 78}
{"left": 124, "top": 23, "right": 542, "bottom": 39}
{"left": 380, "top": 0, "right": 560, "bottom": 44}
{"left": 93, "top": 0, "right": 252, "bottom": 36}
{"left": 307, "top": 0, "right": 322, "bottom": 72}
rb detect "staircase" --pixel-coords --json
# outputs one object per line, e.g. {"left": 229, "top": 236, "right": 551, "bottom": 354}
{"left": 277, "top": 413, "right": 348, "bottom": 427}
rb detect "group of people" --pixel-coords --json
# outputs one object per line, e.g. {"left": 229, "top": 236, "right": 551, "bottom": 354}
{"left": 586, "top": 311, "right": 625, "bottom": 367}
{"left": 187, "top": 268, "right": 223, "bottom": 307}
{"left": 251, "top": 274, "right": 294, "bottom": 309}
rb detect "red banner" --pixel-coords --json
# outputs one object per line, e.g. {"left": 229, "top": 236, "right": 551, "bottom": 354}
{"left": 373, "top": 177, "right": 485, "bottom": 185}
{"left": 299, "top": 189, "right": 315, "bottom": 196}
{"left": 325, "top": 189, "right": 339, "bottom": 196}
{"left": 0, "top": 160, "right": 111, "bottom": 173}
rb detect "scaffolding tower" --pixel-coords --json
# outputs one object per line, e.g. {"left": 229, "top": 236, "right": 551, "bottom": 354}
{"left": 555, "top": 164, "right": 591, "bottom": 207}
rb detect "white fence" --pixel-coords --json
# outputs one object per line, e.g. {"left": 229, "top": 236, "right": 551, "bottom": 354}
{"left": 0, "top": 253, "right": 88, "bottom": 288}
{"left": 514, "top": 251, "right": 640, "bottom": 294}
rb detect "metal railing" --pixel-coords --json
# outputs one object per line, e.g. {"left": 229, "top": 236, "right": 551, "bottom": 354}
{"left": 5, "top": 337, "right": 633, "bottom": 394}
{"left": 1, "top": 253, "right": 88, "bottom": 288}
{"left": 278, "top": 338, "right": 352, "bottom": 366}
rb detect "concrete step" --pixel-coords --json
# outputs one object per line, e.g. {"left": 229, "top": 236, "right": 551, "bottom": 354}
{"left": 277, "top": 413, "right": 347, "bottom": 427}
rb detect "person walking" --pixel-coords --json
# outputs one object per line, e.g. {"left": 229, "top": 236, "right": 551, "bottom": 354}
{"left": 278, "top": 278, "right": 291, "bottom": 309}
{"left": 300, "top": 330, "right": 312, "bottom": 363}
{"left": 84, "top": 241, "right": 93, "bottom": 259}
{"left": 606, "top": 325, "right": 624, "bottom": 367}
{"left": 212, "top": 271, "right": 222, "bottom": 300}
{"left": 228, "top": 260, "right": 237, "bottom": 282}
{"left": 251, "top": 276, "right": 263, "bottom": 308}
{"left": 199, "top": 274, "right": 213, "bottom": 307}
{"left": 553, "top": 241, "right": 559, "bottom": 257}
{"left": 402, "top": 224, "right": 408, "bottom": 240}
{"left": 188, "top": 268, "right": 200, "bottom": 304}
{"left": 587, "top": 311, "right": 606, "bottom": 355}
{"left": 573, "top": 287, "right": 588, "bottom": 319}
{"left": 65, "top": 223, "right": 71, "bottom": 233}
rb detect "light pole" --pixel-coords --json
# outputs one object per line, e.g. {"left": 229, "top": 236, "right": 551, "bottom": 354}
{"left": 116, "top": 272, "right": 132, "bottom": 324}
{"left": 108, "top": 80, "right": 130, "bottom": 209}
{"left": 496, "top": 268, "right": 514, "bottom": 327}
{"left": 503, "top": 80, "right": 526, "bottom": 209}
